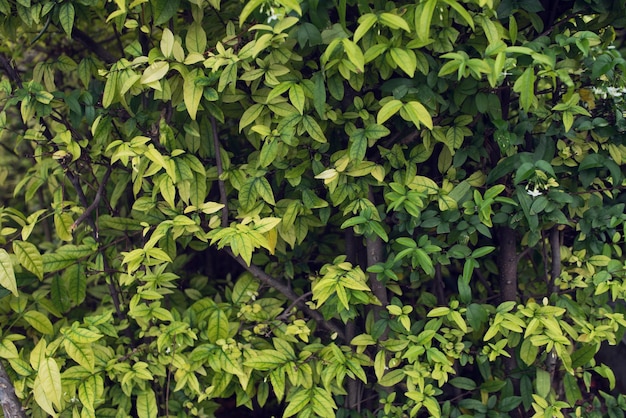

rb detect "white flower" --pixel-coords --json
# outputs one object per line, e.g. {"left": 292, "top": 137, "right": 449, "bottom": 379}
{"left": 266, "top": 7, "right": 281, "bottom": 23}
{"left": 527, "top": 187, "right": 542, "bottom": 197}
{"left": 606, "top": 86, "right": 623, "bottom": 97}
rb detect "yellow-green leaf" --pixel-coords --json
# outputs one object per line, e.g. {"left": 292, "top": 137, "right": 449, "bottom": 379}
{"left": 183, "top": 68, "right": 204, "bottom": 120}
{"left": 289, "top": 84, "right": 305, "bottom": 115}
{"left": 403, "top": 101, "right": 433, "bottom": 130}
{"left": 136, "top": 388, "right": 158, "bottom": 418}
{"left": 54, "top": 212, "right": 74, "bottom": 242}
{"left": 13, "top": 240, "right": 43, "bottom": 280}
{"left": 207, "top": 309, "right": 229, "bottom": 343}
{"left": 64, "top": 338, "right": 95, "bottom": 371}
{"left": 0, "top": 249, "right": 18, "bottom": 296}
{"left": 186, "top": 21, "right": 207, "bottom": 54}
{"left": 377, "top": 99, "right": 403, "bottom": 125}
{"left": 23, "top": 310, "right": 54, "bottom": 335}
{"left": 36, "top": 358, "right": 63, "bottom": 412}
{"left": 141, "top": 61, "right": 169, "bottom": 85}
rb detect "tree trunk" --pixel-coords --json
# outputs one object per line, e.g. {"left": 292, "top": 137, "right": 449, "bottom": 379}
{"left": 0, "top": 361, "right": 26, "bottom": 418}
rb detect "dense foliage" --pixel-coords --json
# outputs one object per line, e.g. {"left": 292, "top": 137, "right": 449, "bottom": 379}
{"left": 1, "top": 0, "right": 626, "bottom": 417}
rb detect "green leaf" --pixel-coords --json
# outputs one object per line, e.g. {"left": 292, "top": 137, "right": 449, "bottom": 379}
{"left": 207, "top": 309, "right": 229, "bottom": 343}
{"left": 186, "top": 21, "right": 207, "bottom": 54}
{"left": 283, "top": 388, "right": 311, "bottom": 417}
{"left": 13, "top": 240, "right": 43, "bottom": 280}
{"left": 58, "top": 2, "right": 75, "bottom": 36}
{"left": 54, "top": 212, "right": 74, "bottom": 242}
{"left": 342, "top": 39, "right": 365, "bottom": 73}
{"left": 231, "top": 273, "right": 259, "bottom": 304}
{"left": 349, "top": 134, "right": 367, "bottom": 161}
{"left": 152, "top": 0, "right": 180, "bottom": 26}
{"left": 449, "top": 377, "right": 477, "bottom": 390}
{"left": 78, "top": 375, "right": 99, "bottom": 413}
{"left": 24, "top": 310, "right": 54, "bottom": 335}
{"left": 416, "top": 0, "right": 437, "bottom": 40}
{"left": 403, "top": 101, "right": 433, "bottom": 129}
{"left": 441, "top": 0, "right": 474, "bottom": 29}
{"left": 244, "top": 350, "right": 289, "bottom": 370}
{"left": 239, "top": 0, "right": 264, "bottom": 25}
{"left": 184, "top": 68, "right": 204, "bottom": 120}
{"left": 141, "top": 61, "right": 169, "bottom": 85}
{"left": 379, "top": 12, "right": 410, "bottom": 32}
{"left": 302, "top": 115, "right": 327, "bottom": 143}
{"left": 571, "top": 343, "right": 598, "bottom": 368}
{"left": 513, "top": 67, "right": 535, "bottom": 111}
{"left": 37, "top": 358, "right": 63, "bottom": 411}
{"left": 378, "top": 369, "right": 405, "bottom": 387}
{"left": 136, "top": 388, "right": 158, "bottom": 418}
{"left": 63, "top": 338, "right": 95, "bottom": 371}
{"left": 390, "top": 48, "right": 416, "bottom": 77}
{"left": 377, "top": 99, "right": 403, "bottom": 125}
{"left": 289, "top": 84, "right": 305, "bottom": 115}
{"left": 535, "top": 368, "right": 550, "bottom": 398}
{"left": 0, "top": 249, "right": 17, "bottom": 296}
{"left": 354, "top": 13, "right": 377, "bottom": 43}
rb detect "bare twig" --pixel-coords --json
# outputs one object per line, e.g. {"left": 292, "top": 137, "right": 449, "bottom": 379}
{"left": 0, "top": 361, "right": 26, "bottom": 418}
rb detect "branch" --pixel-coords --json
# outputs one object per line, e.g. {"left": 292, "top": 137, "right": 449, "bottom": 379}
{"left": 550, "top": 228, "right": 561, "bottom": 293}
{"left": 0, "top": 361, "right": 26, "bottom": 418}
{"left": 277, "top": 291, "right": 313, "bottom": 321}
{"left": 0, "top": 52, "right": 23, "bottom": 88}
{"left": 225, "top": 249, "right": 346, "bottom": 341}
{"left": 72, "top": 28, "right": 118, "bottom": 64}
{"left": 71, "top": 165, "right": 112, "bottom": 232}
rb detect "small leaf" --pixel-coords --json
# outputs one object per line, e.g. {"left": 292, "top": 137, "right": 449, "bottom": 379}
{"left": 58, "top": 2, "right": 75, "bottom": 36}
{"left": 207, "top": 309, "right": 229, "bottom": 343}
{"left": 377, "top": 99, "right": 403, "bottom": 125}
{"left": 0, "top": 249, "right": 18, "bottom": 296}
{"left": 13, "top": 240, "right": 43, "bottom": 280}
{"left": 183, "top": 68, "right": 204, "bottom": 120}
{"left": 136, "top": 388, "right": 158, "bottom": 418}
{"left": 24, "top": 311, "right": 54, "bottom": 335}
{"left": 141, "top": 61, "right": 169, "bottom": 85}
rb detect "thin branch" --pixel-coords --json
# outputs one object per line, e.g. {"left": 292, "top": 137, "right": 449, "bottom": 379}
{"left": 225, "top": 249, "right": 346, "bottom": 340}
{"left": 71, "top": 165, "right": 112, "bottom": 232}
{"left": 0, "top": 52, "right": 23, "bottom": 88}
{"left": 72, "top": 28, "right": 118, "bottom": 64}
{"left": 550, "top": 228, "right": 561, "bottom": 294}
{"left": 0, "top": 361, "right": 26, "bottom": 418}
{"left": 277, "top": 291, "right": 313, "bottom": 321}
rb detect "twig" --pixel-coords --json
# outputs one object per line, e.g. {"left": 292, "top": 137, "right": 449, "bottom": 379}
{"left": 0, "top": 52, "right": 23, "bottom": 88}
{"left": 0, "top": 361, "right": 26, "bottom": 418}
{"left": 71, "top": 165, "right": 112, "bottom": 232}
{"left": 277, "top": 291, "right": 313, "bottom": 321}
{"left": 72, "top": 28, "right": 118, "bottom": 64}
{"left": 550, "top": 228, "right": 561, "bottom": 294}
{"left": 225, "top": 249, "right": 346, "bottom": 340}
